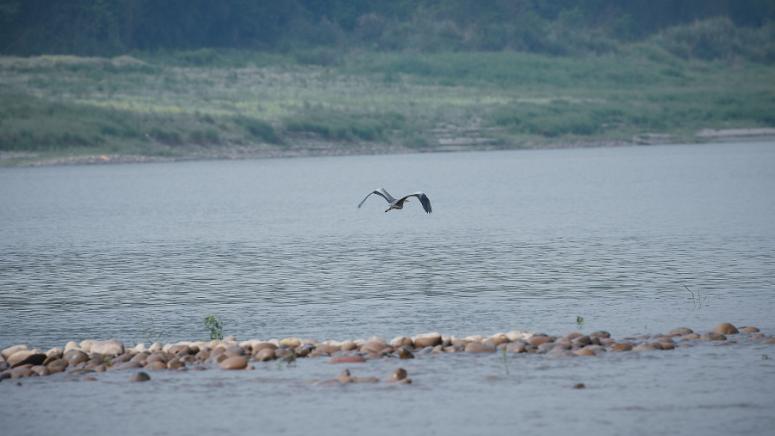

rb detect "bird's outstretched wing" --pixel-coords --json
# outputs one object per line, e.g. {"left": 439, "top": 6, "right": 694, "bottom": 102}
{"left": 399, "top": 192, "right": 432, "bottom": 213}
{"left": 358, "top": 188, "right": 395, "bottom": 208}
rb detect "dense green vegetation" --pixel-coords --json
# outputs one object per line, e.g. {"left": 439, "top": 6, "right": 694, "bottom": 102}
{"left": 2, "top": 0, "right": 775, "bottom": 59}
{"left": 1, "top": 1, "right": 774, "bottom": 164}
{"left": 2, "top": 48, "right": 774, "bottom": 164}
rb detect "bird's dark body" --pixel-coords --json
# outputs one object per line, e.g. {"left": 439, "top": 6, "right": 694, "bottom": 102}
{"left": 358, "top": 188, "right": 432, "bottom": 214}
{"left": 387, "top": 198, "right": 407, "bottom": 212}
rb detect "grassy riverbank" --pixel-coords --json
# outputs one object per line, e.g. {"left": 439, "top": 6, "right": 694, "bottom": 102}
{"left": 2, "top": 48, "right": 775, "bottom": 166}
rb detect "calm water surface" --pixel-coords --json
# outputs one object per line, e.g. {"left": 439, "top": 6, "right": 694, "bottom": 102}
{"left": 1, "top": 142, "right": 775, "bottom": 436}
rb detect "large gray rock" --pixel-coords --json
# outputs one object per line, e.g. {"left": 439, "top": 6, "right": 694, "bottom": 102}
{"left": 63, "top": 349, "right": 89, "bottom": 365}
{"left": 46, "top": 359, "right": 68, "bottom": 374}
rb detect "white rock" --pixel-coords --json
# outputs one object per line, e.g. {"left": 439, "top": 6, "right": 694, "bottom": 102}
{"left": 414, "top": 332, "right": 442, "bottom": 339}
{"left": 79, "top": 340, "right": 95, "bottom": 353}
{"left": 322, "top": 340, "right": 342, "bottom": 347}
{"left": 279, "top": 337, "right": 302, "bottom": 348}
{"left": 64, "top": 341, "right": 80, "bottom": 352}
{"left": 1, "top": 344, "right": 27, "bottom": 359}
{"left": 130, "top": 343, "right": 146, "bottom": 353}
{"left": 46, "top": 347, "right": 63, "bottom": 358}
{"left": 90, "top": 340, "right": 124, "bottom": 356}
{"left": 505, "top": 330, "right": 532, "bottom": 342}
{"left": 148, "top": 342, "right": 163, "bottom": 352}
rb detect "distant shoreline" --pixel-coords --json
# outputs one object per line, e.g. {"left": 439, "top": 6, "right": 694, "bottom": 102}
{"left": 3, "top": 128, "right": 774, "bottom": 168}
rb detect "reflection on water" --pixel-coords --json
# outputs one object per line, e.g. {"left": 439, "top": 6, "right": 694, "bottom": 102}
{"left": 1, "top": 142, "right": 775, "bottom": 347}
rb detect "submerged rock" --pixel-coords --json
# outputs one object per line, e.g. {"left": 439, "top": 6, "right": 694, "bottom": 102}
{"left": 130, "top": 371, "right": 150, "bottom": 382}
{"left": 669, "top": 327, "right": 694, "bottom": 336}
{"left": 336, "top": 369, "right": 353, "bottom": 384}
{"left": 464, "top": 342, "right": 496, "bottom": 353}
{"left": 391, "top": 368, "right": 408, "bottom": 381}
{"left": 330, "top": 355, "right": 366, "bottom": 364}
{"left": 702, "top": 332, "right": 727, "bottom": 341}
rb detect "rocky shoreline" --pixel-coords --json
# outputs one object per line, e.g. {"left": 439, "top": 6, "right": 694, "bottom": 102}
{"left": 1, "top": 322, "right": 772, "bottom": 385}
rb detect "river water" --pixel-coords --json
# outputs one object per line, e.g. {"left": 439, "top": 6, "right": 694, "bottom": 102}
{"left": 1, "top": 142, "right": 775, "bottom": 435}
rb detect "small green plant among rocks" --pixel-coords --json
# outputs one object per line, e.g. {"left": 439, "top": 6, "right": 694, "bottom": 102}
{"left": 204, "top": 315, "right": 223, "bottom": 340}
{"left": 576, "top": 316, "right": 585, "bottom": 328}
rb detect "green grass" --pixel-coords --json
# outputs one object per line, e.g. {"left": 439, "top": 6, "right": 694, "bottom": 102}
{"left": 203, "top": 315, "right": 224, "bottom": 341}
{"left": 285, "top": 111, "right": 406, "bottom": 141}
{"left": 1, "top": 48, "right": 774, "bottom": 164}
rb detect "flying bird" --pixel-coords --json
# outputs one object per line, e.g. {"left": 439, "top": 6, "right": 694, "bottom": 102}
{"left": 358, "top": 188, "right": 432, "bottom": 214}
